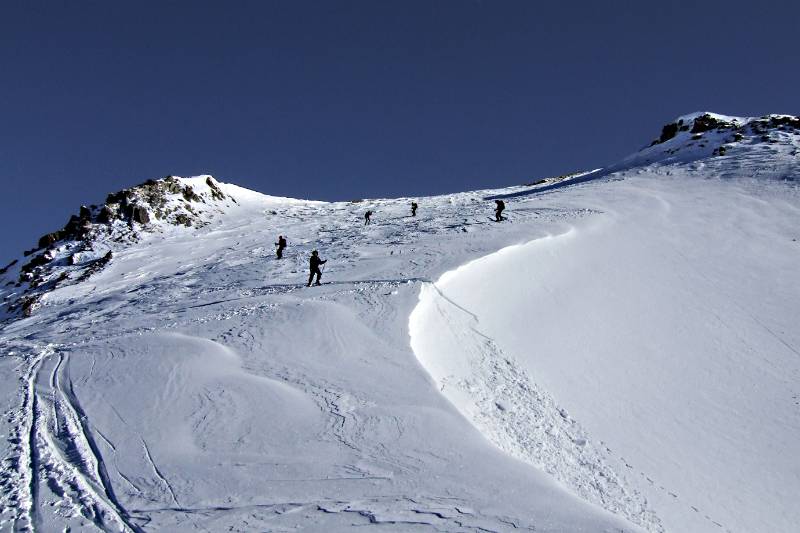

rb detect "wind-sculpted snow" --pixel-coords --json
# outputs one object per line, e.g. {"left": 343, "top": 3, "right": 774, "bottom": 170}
{"left": 0, "top": 113, "right": 798, "bottom": 532}
{"left": 410, "top": 234, "right": 664, "bottom": 532}
{"left": 410, "top": 177, "right": 800, "bottom": 533}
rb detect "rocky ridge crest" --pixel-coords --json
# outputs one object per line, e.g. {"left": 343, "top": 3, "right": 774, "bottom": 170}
{"left": 0, "top": 175, "right": 235, "bottom": 318}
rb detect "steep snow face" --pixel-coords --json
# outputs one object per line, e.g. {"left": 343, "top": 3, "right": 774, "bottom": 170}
{"left": 1, "top": 112, "right": 798, "bottom": 533}
{"left": 410, "top": 175, "right": 800, "bottom": 533}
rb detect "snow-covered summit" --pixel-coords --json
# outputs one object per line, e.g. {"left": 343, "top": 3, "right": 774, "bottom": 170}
{"left": 614, "top": 111, "right": 800, "bottom": 175}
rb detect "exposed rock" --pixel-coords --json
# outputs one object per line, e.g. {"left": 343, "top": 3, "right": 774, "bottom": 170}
{"left": 768, "top": 116, "right": 800, "bottom": 129}
{"left": 61, "top": 214, "right": 93, "bottom": 240}
{"left": 65, "top": 214, "right": 81, "bottom": 231}
{"left": 38, "top": 231, "right": 63, "bottom": 249}
{"left": 649, "top": 113, "right": 798, "bottom": 153}
{"left": 162, "top": 176, "right": 184, "bottom": 194}
{"left": 182, "top": 185, "right": 201, "bottom": 202}
{"left": 659, "top": 122, "right": 679, "bottom": 143}
{"left": 206, "top": 177, "right": 226, "bottom": 201}
{"left": 691, "top": 114, "right": 736, "bottom": 133}
{"left": 9, "top": 174, "right": 237, "bottom": 318}
{"left": 20, "top": 252, "right": 52, "bottom": 274}
{"left": 106, "top": 190, "right": 131, "bottom": 205}
{"left": 96, "top": 205, "right": 116, "bottom": 224}
{"left": 20, "top": 295, "right": 41, "bottom": 317}
{"left": 132, "top": 206, "right": 150, "bottom": 224}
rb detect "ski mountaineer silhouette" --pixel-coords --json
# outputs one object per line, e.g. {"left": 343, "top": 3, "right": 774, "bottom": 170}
{"left": 307, "top": 250, "right": 327, "bottom": 286}
{"left": 364, "top": 210, "right": 373, "bottom": 225}
{"left": 411, "top": 202, "right": 418, "bottom": 217}
{"left": 275, "top": 235, "right": 287, "bottom": 259}
{"left": 494, "top": 199, "right": 506, "bottom": 222}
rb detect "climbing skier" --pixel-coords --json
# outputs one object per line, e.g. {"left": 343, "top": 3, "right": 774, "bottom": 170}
{"left": 307, "top": 250, "right": 327, "bottom": 286}
{"left": 494, "top": 200, "right": 506, "bottom": 222}
{"left": 275, "top": 235, "right": 287, "bottom": 259}
{"left": 364, "top": 210, "right": 373, "bottom": 225}
{"left": 411, "top": 202, "right": 418, "bottom": 217}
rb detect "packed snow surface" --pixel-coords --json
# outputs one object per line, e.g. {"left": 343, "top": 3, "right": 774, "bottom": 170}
{"left": 1, "top": 113, "right": 799, "bottom": 532}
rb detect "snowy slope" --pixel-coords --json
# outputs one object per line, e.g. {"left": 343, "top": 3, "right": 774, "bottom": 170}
{"left": 411, "top": 177, "right": 800, "bottom": 533}
{"left": 1, "top": 112, "right": 799, "bottom": 533}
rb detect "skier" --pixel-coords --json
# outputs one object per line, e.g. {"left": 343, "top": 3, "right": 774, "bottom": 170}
{"left": 364, "top": 210, "right": 373, "bottom": 225}
{"left": 275, "top": 235, "right": 287, "bottom": 259}
{"left": 494, "top": 200, "right": 506, "bottom": 222}
{"left": 411, "top": 202, "right": 418, "bottom": 217}
{"left": 307, "top": 250, "right": 327, "bottom": 286}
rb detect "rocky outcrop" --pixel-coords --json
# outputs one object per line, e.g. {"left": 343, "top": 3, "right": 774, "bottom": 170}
{"left": 206, "top": 177, "right": 227, "bottom": 201}
{"left": 3, "top": 174, "right": 236, "bottom": 319}
{"left": 658, "top": 122, "right": 680, "bottom": 144}
{"left": 690, "top": 114, "right": 738, "bottom": 134}
{"left": 38, "top": 232, "right": 62, "bottom": 249}
{"left": 28, "top": 175, "right": 233, "bottom": 257}
{"left": 647, "top": 113, "right": 800, "bottom": 160}
{"left": 182, "top": 186, "right": 201, "bottom": 202}
{"left": 20, "top": 295, "right": 40, "bottom": 317}
{"left": 132, "top": 206, "right": 150, "bottom": 224}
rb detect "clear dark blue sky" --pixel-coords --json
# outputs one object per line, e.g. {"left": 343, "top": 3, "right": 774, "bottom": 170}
{"left": 2, "top": 1, "right": 798, "bottom": 256}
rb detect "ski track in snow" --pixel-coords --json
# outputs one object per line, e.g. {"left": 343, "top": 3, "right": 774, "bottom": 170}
{"left": 0, "top": 127, "right": 798, "bottom": 532}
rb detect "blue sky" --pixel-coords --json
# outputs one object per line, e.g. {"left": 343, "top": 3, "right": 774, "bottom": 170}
{"left": 2, "top": 1, "right": 799, "bottom": 256}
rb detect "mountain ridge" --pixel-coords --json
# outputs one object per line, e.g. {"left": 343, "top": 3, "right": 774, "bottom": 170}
{"left": 3, "top": 112, "right": 799, "bottom": 320}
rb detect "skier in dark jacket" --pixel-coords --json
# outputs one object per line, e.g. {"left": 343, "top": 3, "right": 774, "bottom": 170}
{"left": 364, "top": 210, "right": 373, "bottom": 225}
{"left": 275, "top": 235, "right": 287, "bottom": 259}
{"left": 411, "top": 202, "right": 418, "bottom": 217}
{"left": 307, "top": 250, "right": 327, "bottom": 286}
{"left": 494, "top": 200, "right": 506, "bottom": 222}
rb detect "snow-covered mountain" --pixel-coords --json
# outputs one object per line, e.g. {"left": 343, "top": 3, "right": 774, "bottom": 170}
{"left": 1, "top": 112, "right": 798, "bottom": 532}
